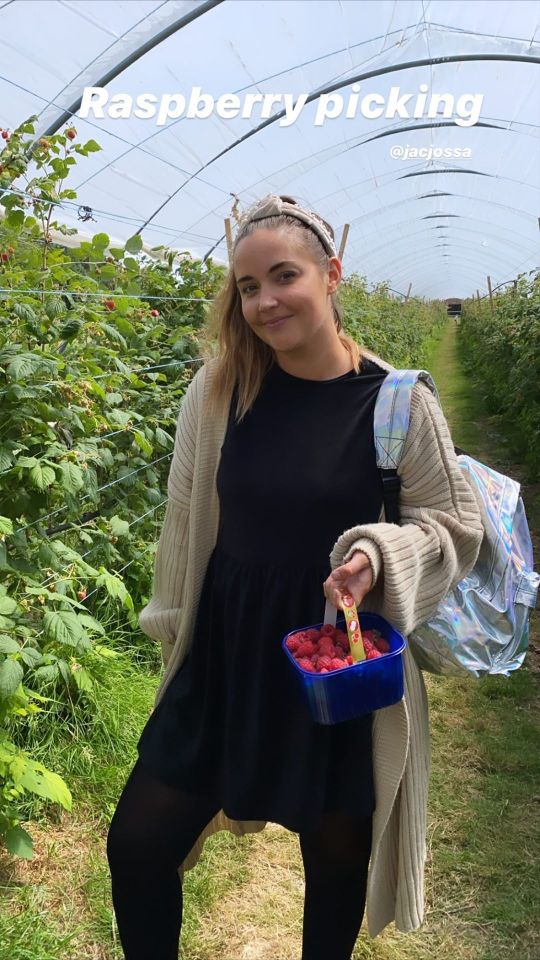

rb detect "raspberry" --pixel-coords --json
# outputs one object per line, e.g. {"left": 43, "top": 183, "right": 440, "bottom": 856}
{"left": 346, "top": 655, "right": 353, "bottom": 665}
{"left": 334, "top": 630, "right": 349, "bottom": 649}
{"left": 305, "top": 629, "right": 320, "bottom": 642}
{"left": 374, "top": 636, "right": 391, "bottom": 654}
{"left": 330, "top": 658, "right": 346, "bottom": 671}
{"left": 317, "top": 655, "right": 333, "bottom": 671}
{"left": 285, "top": 636, "right": 301, "bottom": 653}
{"left": 362, "top": 639, "right": 374, "bottom": 655}
{"left": 333, "top": 647, "right": 346, "bottom": 661}
{"left": 320, "top": 623, "right": 335, "bottom": 637}
{"left": 320, "top": 668, "right": 329, "bottom": 673}
{"left": 319, "top": 643, "right": 335, "bottom": 659}
{"left": 367, "top": 649, "right": 382, "bottom": 659}
{"left": 296, "top": 640, "right": 316, "bottom": 658}
{"left": 297, "top": 658, "right": 314, "bottom": 672}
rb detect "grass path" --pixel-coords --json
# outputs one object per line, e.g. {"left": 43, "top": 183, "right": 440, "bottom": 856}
{"left": 188, "top": 321, "right": 540, "bottom": 960}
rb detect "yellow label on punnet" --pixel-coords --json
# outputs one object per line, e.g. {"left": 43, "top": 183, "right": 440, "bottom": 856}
{"left": 340, "top": 592, "right": 365, "bottom": 662}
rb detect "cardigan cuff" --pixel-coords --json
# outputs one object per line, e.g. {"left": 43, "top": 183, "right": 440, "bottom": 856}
{"left": 332, "top": 531, "right": 383, "bottom": 585}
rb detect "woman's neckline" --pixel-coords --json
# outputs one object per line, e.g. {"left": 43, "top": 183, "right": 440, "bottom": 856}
{"left": 271, "top": 362, "right": 358, "bottom": 384}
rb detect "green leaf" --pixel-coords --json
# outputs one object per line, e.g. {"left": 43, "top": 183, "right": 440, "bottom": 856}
{"left": 133, "top": 430, "right": 152, "bottom": 455}
{"left": 92, "top": 232, "right": 110, "bottom": 249}
{"left": 83, "top": 139, "right": 101, "bottom": 153}
{"left": 18, "top": 758, "right": 72, "bottom": 810}
{"left": 19, "top": 647, "right": 42, "bottom": 667}
{"left": 0, "top": 597, "right": 18, "bottom": 616}
{"left": 59, "top": 317, "right": 82, "bottom": 339}
{"left": 112, "top": 316, "right": 136, "bottom": 337}
{"left": 29, "top": 463, "right": 56, "bottom": 490}
{"left": 0, "top": 659, "right": 24, "bottom": 698}
{"left": 72, "top": 666, "right": 93, "bottom": 691}
{"left": 108, "top": 409, "right": 131, "bottom": 428}
{"left": 17, "top": 456, "right": 39, "bottom": 469}
{"left": 13, "top": 302, "right": 37, "bottom": 323}
{"left": 123, "top": 257, "right": 140, "bottom": 274}
{"left": 92, "top": 643, "right": 119, "bottom": 658}
{"left": 125, "top": 234, "right": 143, "bottom": 254}
{"left": 9, "top": 754, "right": 25, "bottom": 783}
{"left": 6, "top": 209, "right": 25, "bottom": 227}
{"left": 96, "top": 572, "right": 128, "bottom": 603}
{"left": 58, "top": 461, "right": 84, "bottom": 494}
{"left": 0, "top": 516, "right": 13, "bottom": 536}
{"left": 77, "top": 613, "right": 105, "bottom": 635}
{"left": 100, "top": 323, "right": 127, "bottom": 349}
{"left": 6, "top": 354, "right": 55, "bottom": 381}
{"left": 155, "top": 427, "right": 173, "bottom": 448}
{"left": 0, "top": 448, "right": 13, "bottom": 472}
{"left": 44, "top": 297, "right": 65, "bottom": 320}
{"left": 38, "top": 542, "right": 61, "bottom": 570}
{"left": 43, "top": 610, "right": 83, "bottom": 648}
{"left": 110, "top": 515, "right": 130, "bottom": 537}
{"left": 0, "top": 635, "right": 19, "bottom": 654}
{"left": 5, "top": 825, "right": 33, "bottom": 859}
{"left": 34, "top": 664, "right": 59, "bottom": 682}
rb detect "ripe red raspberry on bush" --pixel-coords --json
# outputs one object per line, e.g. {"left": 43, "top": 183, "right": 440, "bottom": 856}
{"left": 287, "top": 624, "right": 388, "bottom": 673}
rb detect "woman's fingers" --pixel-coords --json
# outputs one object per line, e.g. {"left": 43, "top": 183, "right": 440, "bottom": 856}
{"left": 323, "top": 551, "right": 374, "bottom": 608}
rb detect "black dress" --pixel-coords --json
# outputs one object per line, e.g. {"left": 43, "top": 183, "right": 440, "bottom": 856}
{"left": 137, "top": 358, "right": 387, "bottom": 832}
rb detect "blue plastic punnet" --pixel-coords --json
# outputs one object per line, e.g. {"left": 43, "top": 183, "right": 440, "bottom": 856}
{"left": 282, "top": 612, "right": 406, "bottom": 725}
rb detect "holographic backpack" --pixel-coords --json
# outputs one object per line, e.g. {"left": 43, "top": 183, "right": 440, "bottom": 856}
{"left": 373, "top": 369, "right": 539, "bottom": 677}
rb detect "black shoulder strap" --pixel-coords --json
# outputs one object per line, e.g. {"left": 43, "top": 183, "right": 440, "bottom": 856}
{"left": 380, "top": 468, "right": 401, "bottom": 524}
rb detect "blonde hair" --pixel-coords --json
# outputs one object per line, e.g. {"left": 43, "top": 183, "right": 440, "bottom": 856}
{"left": 200, "top": 208, "right": 364, "bottom": 422}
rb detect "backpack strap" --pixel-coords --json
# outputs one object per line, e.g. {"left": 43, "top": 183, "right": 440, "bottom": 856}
{"left": 374, "top": 369, "right": 439, "bottom": 524}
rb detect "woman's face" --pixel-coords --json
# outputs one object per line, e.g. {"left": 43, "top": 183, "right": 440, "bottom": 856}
{"left": 233, "top": 227, "right": 341, "bottom": 357}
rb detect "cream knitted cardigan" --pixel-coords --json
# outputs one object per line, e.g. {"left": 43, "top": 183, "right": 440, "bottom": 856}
{"left": 139, "top": 354, "right": 483, "bottom": 938}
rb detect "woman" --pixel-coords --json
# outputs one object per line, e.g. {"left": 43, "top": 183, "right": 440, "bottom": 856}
{"left": 106, "top": 195, "right": 483, "bottom": 960}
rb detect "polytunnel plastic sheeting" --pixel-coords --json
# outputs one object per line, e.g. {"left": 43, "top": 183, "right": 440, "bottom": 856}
{"left": 0, "top": 0, "right": 539, "bottom": 299}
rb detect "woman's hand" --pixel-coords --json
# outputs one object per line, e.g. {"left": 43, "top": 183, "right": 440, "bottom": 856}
{"left": 323, "top": 551, "right": 374, "bottom": 609}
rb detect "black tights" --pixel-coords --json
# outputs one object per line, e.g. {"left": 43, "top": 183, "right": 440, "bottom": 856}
{"left": 106, "top": 759, "right": 372, "bottom": 960}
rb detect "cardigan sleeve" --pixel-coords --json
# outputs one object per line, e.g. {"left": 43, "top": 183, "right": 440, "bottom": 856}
{"left": 329, "top": 380, "right": 484, "bottom": 637}
{"left": 138, "top": 364, "right": 206, "bottom": 656}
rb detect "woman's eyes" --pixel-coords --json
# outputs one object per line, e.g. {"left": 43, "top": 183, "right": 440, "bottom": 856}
{"left": 241, "top": 272, "right": 296, "bottom": 295}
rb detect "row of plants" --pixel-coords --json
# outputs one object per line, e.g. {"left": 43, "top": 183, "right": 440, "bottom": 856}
{"left": 0, "top": 117, "right": 447, "bottom": 861}
{"left": 458, "top": 273, "right": 540, "bottom": 476}
{"left": 0, "top": 118, "right": 224, "bottom": 859}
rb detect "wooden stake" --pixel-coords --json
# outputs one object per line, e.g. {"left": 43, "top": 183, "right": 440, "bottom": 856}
{"left": 338, "top": 224, "right": 350, "bottom": 261}
{"left": 404, "top": 282, "right": 412, "bottom": 303}
{"left": 476, "top": 289, "right": 480, "bottom": 303}
{"left": 513, "top": 279, "right": 518, "bottom": 295}
{"left": 487, "top": 275, "right": 494, "bottom": 313}
{"left": 224, "top": 218, "right": 233, "bottom": 263}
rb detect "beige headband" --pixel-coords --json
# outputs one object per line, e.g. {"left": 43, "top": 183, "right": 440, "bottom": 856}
{"left": 235, "top": 195, "right": 338, "bottom": 258}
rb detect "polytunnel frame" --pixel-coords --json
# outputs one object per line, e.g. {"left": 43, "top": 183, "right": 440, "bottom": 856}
{"left": 13, "top": 13, "right": 540, "bottom": 294}
{"left": 36, "top": 0, "right": 224, "bottom": 139}
{"left": 342, "top": 209, "right": 536, "bottom": 263}
{"left": 185, "top": 52, "right": 540, "bottom": 263}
